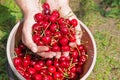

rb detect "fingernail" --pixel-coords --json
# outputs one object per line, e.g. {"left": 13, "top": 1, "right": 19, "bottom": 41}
{"left": 31, "top": 47, "right": 37, "bottom": 53}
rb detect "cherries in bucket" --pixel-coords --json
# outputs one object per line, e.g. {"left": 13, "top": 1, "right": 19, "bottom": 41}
{"left": 13, "top": 2, "right": 88, "bottom": 80}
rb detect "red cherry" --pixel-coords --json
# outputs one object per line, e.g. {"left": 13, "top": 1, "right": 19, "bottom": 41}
{"left": 71, "top": 49, "right": 79, "bottom": 59}
{"left": 52, "top": 45, "right": 60, "bottom": 52}
{"left": 54, "top": 60, "right": 59, "bottom": 67}
{"left": 48, "top": 66, "right": 56, "bottom": 73}
{"left": 49, "top": 15, "right": 57, "bottom": 22}
{"left": 46, "top": 59, "right": 53, "bottom": 66}
{"left": 38, "top": 61, "right": 44, "bottom": 67}
{"left": 69, "top": 36, "right": 76, "bottom": 42}
{"left": 14, "top": 48, "right": 21, "bottom": 55}
{"left": 27, "top": 67, "right": 36, "bottom": 75}
{"left": 70, "top": 66, "right": 77, "bottom": 73}
{"left": 52, "top": 10, "right": 60, "bottom": 18}
{"left": 43, "top": 8, "right": 51, "bottom": 15}
{"left": 32, "top": 23, "right": 41, "bottom": 32}
{"left": 32, "top": 34, "right": 40, "bottom": 44}
{"left": 61, "top": 45, "right": 70, "bottom": 52}
{"left": 58, "top": 17, "right": 64, "bottom": 25}
{"left": 24, "top": 54, "right": 31, "bottom": 60}
{"left": 34, "top": 74, "right": 42, "bottom": 80}
{"left": 42, "top": 36, "right": 51, "bottom": 45}
{"left": 42, "top": 2, "right": 50, "bottom": 9}
{"left": 45, "top": 30, "right": 52, "bottom": 36}
{"left": 54, "top": 31, "right": 62, "bottom": 39}
{"left": 71, "top": 19, "right": 78, "bottom": 27}
{"left": 79, "top": 55, "right": 87, "bottom": 63}
{"left": 23, "top": 58, "right": 30, "bottom": 68}
{"left": 34, "top": 63, "right": 42, "bottom": 71}
{"left": 65, "top": 19, "right": 70, "bottom": 25}
{"left": 60, "top": 26, "right": 68, "bottom": 34}
{"left": 54, "top": 72, "right": 61, "bottom": 79}
{"left": 13, "top": 57, "right": 22, "bottom": 67}
{"left": 78, "top": 45, "right": 84, "bottom": 50}
{"left": 42, "top": 21, "right": 49, "bottom": 29}
{"left": 59, "top": 37, "right": 68, "bottom": 46}
{"left": 30, "top": 60, "right": 37, "bottom": 66}
{"left": 34, "top": 13, "right": 44, "bottom": 22}
{"left": 18, "top": 43, "right": 26, "bottom": 50}
{"left": 49, "top": 23, "right": 58, "bottom": 32}
{"left": 59, "top": 56, "right": 67, "bottom": 62}
{"left": 60, "top": 61, "right": 67, "bottom": 68}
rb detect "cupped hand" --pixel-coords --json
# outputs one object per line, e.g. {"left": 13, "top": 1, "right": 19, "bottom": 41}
{"left": 19, "top": 0, "right": 57, "bottom": 58}
{"left": 47, "top": 0, "right": 82, "bottom": 56}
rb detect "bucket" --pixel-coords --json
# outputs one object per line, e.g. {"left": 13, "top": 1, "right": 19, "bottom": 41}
{"left": 7, "top": 20, "right": 97, "bottom": 80}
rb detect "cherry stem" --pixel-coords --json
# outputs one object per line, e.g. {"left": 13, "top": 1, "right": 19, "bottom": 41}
{"left": 40, "top": 22, "right": 51, "bottom": 37}
{"left": 75, "top": 44, "right": 80, "bottom": 56}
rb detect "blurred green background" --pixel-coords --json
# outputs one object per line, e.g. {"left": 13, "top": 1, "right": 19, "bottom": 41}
{"left": 0, "top": 0, "right": 120, "bottom": 80}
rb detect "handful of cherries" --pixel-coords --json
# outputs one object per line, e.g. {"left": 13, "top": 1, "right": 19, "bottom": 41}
{"left": 13, "top": 3, "right": 88, "bottom": 80}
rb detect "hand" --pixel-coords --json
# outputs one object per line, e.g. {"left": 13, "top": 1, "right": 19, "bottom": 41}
{"left": 16, "top": 0, "right": 58, "bottom": 58}
{"left": 47, "top": 0, "right": 82, "bottom": 56}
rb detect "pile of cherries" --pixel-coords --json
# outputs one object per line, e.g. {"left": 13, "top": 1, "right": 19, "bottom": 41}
{"left": 13, "top": 3, "right": 88, "bottom": 80}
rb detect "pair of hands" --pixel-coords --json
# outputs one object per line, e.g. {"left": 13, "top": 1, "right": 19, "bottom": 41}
{"left": 16, "top": 0, "right": 82, "bottom": 58}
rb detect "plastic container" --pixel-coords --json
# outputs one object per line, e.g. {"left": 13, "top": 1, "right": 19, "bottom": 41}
{"left": 7, "top": 20, "right": 97, "bottom": 80}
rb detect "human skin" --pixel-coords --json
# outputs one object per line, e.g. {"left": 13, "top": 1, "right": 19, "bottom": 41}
{"left": 15, "top": 0, "right": 82, "bottom": 58}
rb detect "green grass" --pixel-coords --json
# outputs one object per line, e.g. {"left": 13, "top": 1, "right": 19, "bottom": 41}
{"left": 0, "top": 0, "right": 120, "bottom": 79}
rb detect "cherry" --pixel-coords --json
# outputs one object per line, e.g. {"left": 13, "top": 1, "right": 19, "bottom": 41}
{"left": 13, "top": 57, "right": 22, "bottom": 67}
{"left": 70, "top": 66, "right": 77, "bottom": 73}
{"left": 54, "top": 60, "right": 59, "bottom": 67}
{"left": 23, "top": 58, "right": 30, "bottom": 68}
{"left": 59, "top": 37, "right": 68, "bottom": 46}
{"left": 38, "top": 61, "right": 44, "bottom": 67}
{"left": 32, "top": 34, "right": 40, "bottom": 44}
{"left": 58, "top": 17, "right": 64, "bottom": 25}
{"left": 65, "top": 19, "right": 70, "bottom": 25}
{"left": 79, "top": 55, "right": 87, "bottom": 63}
{"left": 49, "top": 23, "right": 58, "bottom": 32}
{"left": 61, "top": 45, "right": 70, "bottom": 52}
{"left": 30, "top": 60, "right": 37, "bottom": 66}
{"left": 52, "top": 45, "right": 60, "bottom": 52}
{"left": 18, "top": 43, "right": 26, "bottom": 50}
{"left": 42, "top": 36, "right": 51, "bottom": 45}
{"left": 54, "top": 72, "right": 61, "bottom": 79}
{"left": 70, "top": 19, "right": 78, "bottom": 27}
{"left": 48, "top": 66, "right": 56, "bottom": 73}
{"left": 60, "top": 26, "right": 68, "bottom": 35}
{"left": 43, "top": 8, "right": 51, "bottom": 15}
{"left": 42, "top": 21, "right": 49, "bottom": 29}
{"left": 54, "top": 31, "right": 62, "bottom": 39}
{"left": 71, "top": 49, "right": 79, "bottom": 59}
{"left": 27, "top": 67, "right": 36, "bottom": 75}
{"left": 34, "top": 13, "right": 44, "bottom": 22}
{"left": 49, "top": 15, "right": 57, "bottom": 23}
{"left": 42, "top": 2, "right": 50, "bottom": 9}
{"left": 46, "top": 59, "right": 53, "bottom": 66}
{"left": 14, "top": 48, "right": 21, "bottom": 55}
{"left": 59, "top": 56, "right": 67, "bottom": 62}
{"left": 34, "top": 74, "right": 42, "bottom": 80}
{"left": 34, "top": 63, "right": 42, "bottom": 71}
{"left": 32, "top": 23, "right": 41, "bottom": 32}
{"left": 45, "top": 30, "right": 52, "bottom": 36}
{"left": 52, "top": 10, "right": 60, "bottom": 18}
{"left": 78, "top": 45, "right": 84, "bottom": 50}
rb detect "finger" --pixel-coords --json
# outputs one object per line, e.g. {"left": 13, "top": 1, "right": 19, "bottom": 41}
{"left": 37, "top": 51, "right": 56, "bottom": 58}
{"left": 69, "top": 42, "right": 76, "bottom": 48}
{"left": 22, "top": 19, "right": 39, "bottom": 53}
{"left": 37, "top": 46, "right": 49, "bottom": 52}
{"left": 62, "top": 51, "right": 69, "bottom": 57}
{"left": 55, "top": 52, "right": 61, "bottom": 59}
